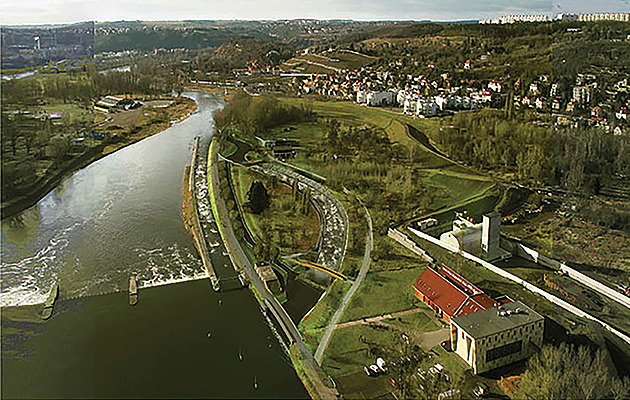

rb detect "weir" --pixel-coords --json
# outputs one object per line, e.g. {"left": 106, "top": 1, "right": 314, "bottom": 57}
{"left": 62, "top": 273, "right": 212, "bottom": 301}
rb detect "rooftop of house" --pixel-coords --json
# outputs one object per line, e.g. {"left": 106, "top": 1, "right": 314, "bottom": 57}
{"left": 413, "top": 265, "right": 500, "bottom": 319}
{"left": 451, "top": 300, "right": 544, "bottom": 339}
{"left": 254, "top": 264, "right": 278, "bottom": 282}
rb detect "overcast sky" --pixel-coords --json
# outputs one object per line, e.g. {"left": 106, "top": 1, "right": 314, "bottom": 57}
{"left": 1, "top": 0, "right": 628, "bottom": 25}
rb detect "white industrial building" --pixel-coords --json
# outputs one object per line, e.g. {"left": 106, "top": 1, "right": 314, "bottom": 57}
{"left": 356, "top": 90, "right": 396, "bottom": 106}
{"left": 440, "top": 213, "right": 509, "bottom": 261}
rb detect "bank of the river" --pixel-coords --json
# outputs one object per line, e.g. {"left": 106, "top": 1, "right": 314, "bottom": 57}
{"left": 1, "top": 97, "right": 197, "bottom": 220}
{"left": 1, "top": 91, "right": 309, "bottom": 399}
{"left": 207, "top": 135, "right": 340, "bottom": 399}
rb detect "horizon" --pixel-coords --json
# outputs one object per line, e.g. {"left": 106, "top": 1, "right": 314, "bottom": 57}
{"left": 1, "top": 0, "right": 627, "bottom": 26}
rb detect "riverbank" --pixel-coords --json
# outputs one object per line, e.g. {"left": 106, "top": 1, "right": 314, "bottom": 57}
{"left": 1, "top": 97, "right": 197, "bottom": 219}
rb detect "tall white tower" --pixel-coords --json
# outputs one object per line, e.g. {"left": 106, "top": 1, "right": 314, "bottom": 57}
{"left": 482, "top": 212, "right": 501, "bottom": 255}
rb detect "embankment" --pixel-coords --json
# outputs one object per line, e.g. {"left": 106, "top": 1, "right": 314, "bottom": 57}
{"left": 2, "top": 98, "right": 196, "bottom": 219}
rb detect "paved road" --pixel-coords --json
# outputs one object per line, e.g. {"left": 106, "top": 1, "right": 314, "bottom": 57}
{"left": 315, "top": 204, "right": 373, "bottom": 363}
{"left": 334, "top": 308, "right": 423, "bottom": 329}
{"left": 209, "top": 140, "right": 338, "bottom": 399}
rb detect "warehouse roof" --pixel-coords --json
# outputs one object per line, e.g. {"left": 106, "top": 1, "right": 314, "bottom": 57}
{"left": 413, "top": 266, "right": 499, "bottom": 318}
{"left": 451, "top": 300, "right": 544, "bottom": 338}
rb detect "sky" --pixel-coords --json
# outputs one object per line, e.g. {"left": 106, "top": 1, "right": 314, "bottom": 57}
{"left": 0, "top": 0, "right": 628, "bottom": 25}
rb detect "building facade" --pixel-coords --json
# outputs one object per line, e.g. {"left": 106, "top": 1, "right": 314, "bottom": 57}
{"left": 450, "top": 301, "right": 544, "bottom": 374}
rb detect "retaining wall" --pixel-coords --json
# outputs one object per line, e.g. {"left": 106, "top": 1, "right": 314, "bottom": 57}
{"left": 404, "top": 226, "right": 630, "bottom": 346}
{"left": 560, "top": 264, "right": 630, "bottom": 309}
{"left": 387, "top": 228, "right": 434, "bottom": 263}
{"left": 502, "top": 237, "right": 630, "bottom": 310}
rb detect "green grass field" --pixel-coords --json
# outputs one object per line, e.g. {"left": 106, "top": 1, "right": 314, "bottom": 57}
{"left": 385, "top": 310, "right": 440, "bottom": 334}
{"left": 340, "top": 267, "right": 427, "bottom": 323}
{"left": 300, "top": 279, "right": 353, "bottom": 352}
{"left": 283, "top": 50, "right": 375, "bottom": 73}
{"left": 231, "top": 164, "right": 320, "bottom": 254}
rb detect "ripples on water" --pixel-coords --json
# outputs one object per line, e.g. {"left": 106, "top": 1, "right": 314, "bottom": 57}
{"left": 1, "top": 92, "right": 219, "bottom": 308}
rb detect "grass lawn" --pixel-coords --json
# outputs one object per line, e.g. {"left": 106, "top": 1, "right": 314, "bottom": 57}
{"left": 340, "top": 267, "right": 428, "bottom": 323}
{"left": 300, "top": 279, "right": 353, "bottom": 352}
{"left": 231, "top": 164, "right": 320, "bottom": 254}
{"left": 272, "top": 99, "right": 494, "bottom": 214}
{"left": 219, "top": 141, "right": 238, "bottom": 158}
{"left": 385, "top": 309, "right": 441, "bottom": 334}
{"left": 322, "top": 323, "right": 401, "bottom": 377}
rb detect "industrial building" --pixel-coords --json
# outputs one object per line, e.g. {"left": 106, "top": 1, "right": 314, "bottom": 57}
{"left": 95, "top": 96, "right": 142, "bottom": 112}
{"left": 450, "top": 300, "right": 544, "bottom": 374}
{"left": 481, "top": 212, "right": 501, "bottom": 256}
{"left": 439, "top": 212, "right": 509, "bottom": 261}
{"left": 412, "top": 265, "right": 501, "bottom": 323}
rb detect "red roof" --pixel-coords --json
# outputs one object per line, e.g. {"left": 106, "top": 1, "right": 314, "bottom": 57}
{"left": 413, "top": 267, "right": 498, "bottom": 318}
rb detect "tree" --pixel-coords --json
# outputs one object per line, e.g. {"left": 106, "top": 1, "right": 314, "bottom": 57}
{"left": 292, "top": 178, "right": 300, "bottom": 202}
{"left": 49, "top": 136, "right": 71, "bottom": 168}
{"left": 511, "top": 343, "right": 630, "bottom": 400}
{"left": 247, "top": 180, "right": 270, "bottom": 214}
{"left": 326, "top": 118, "right": 340, "bottom": 148}
{"left": 300, "top": 187, "right": 311, "bottom": 215}
{"left": 2, "top": 114, "right": 21, "bottom": 156}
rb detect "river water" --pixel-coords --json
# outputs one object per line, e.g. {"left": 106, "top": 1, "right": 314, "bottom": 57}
{"left": 0, "top": 92, "right": 308, "bottom": 398}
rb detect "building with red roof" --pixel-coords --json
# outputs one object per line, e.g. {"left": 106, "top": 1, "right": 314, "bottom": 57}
{"left": 413, "top": 265, "right": 502, "bottom": 323}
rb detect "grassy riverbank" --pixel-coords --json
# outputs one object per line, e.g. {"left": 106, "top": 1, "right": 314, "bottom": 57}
{"left": 1, "top": 97, "right": 196, "bottom": 219}
{"left": 212, "top": 94, "right": 504, "bottom": 398}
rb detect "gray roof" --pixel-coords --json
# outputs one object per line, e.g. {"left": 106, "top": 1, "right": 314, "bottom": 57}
{"left": 451, "top": 300, "right": 543, "bottom": 338}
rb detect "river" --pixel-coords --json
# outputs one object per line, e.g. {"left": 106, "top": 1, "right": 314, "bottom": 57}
{"left": 0, "top": 91, "right": 308, "bottom": 399}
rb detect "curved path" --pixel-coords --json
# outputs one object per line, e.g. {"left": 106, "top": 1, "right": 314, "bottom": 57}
{"left": 209, "top": 141, "right": 339, "bottom": 399}
{"left": 315, "top": 204, "right": 373, "bottom": 363}
{"left": 252, "top": 163, "right": 349, "bottom": 276}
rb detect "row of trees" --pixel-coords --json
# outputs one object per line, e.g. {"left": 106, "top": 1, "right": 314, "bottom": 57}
{"left": 215, "top": 91, "right": 314, "bottom": 136}
{"left": 510, "top": 343, "right": 630, "bottom": 400}
{"left": 1, "top": 69, "right": 94, "bottom": 107}
{"left": 428, "top": 110, "right": 554, "bottom": 182}
{"left": 428, "top": 108, "right": 630, "bottom": 200}
{"left": 93, "top": 57, "right": 186, "bottom": 97}
{"left": 553, "top": 126, "right": 630, "bottom": 194}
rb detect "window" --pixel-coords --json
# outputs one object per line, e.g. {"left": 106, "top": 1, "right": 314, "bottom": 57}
{"left": 486, "top": 340, "right": 523, "bottom": 362}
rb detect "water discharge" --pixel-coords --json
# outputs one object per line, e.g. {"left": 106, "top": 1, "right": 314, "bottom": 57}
{"left": 1, "top": 91, "right": 308, "bottom": 399}
{"left": 1, "top": 91, "right": 218, "bottom": 306}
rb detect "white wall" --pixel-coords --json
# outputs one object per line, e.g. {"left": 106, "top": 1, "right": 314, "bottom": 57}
{"left": 405, "top": 227, "right": 630, "bottom": 346}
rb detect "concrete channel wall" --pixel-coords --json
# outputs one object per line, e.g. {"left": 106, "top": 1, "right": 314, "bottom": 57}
{"left": 189, "top": 137, "right": 220, "bottom": 291}
{"left": 559, "top": 264, "right": 630, "bottom": 309}
{"left": 387, "top": 228, "right": 434, "bottom": 263}
{"left": 502, "top": 238, "right": 630, "bottom": 310}
{"left": 404, "top": 226, "right": 630, "bottom": 346}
